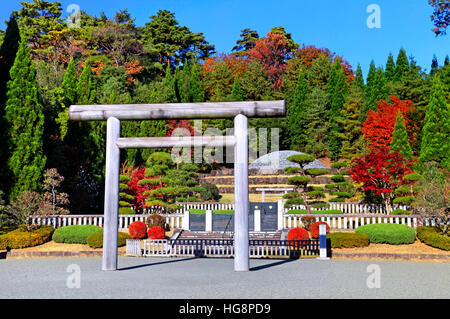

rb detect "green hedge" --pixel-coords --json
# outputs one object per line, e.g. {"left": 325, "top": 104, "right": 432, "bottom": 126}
{"left": 86, "top": 231, "right": 131, "bottom": 248}
{"left": 416, "top": 226, "right": 450, "bottom": 251}
{"left": 52, "top": 225, "right": 103, "bottom": 244}
{"left": 327, "top": 232, "right": 370, "bottom": 248}
{"left": 389, "top": 209, "right": 411, "bottom": 215}
{"left": 287, "top": 209, "right": 343, "bottom": 215}
{"left": 0, "top": 225, "right": 54, "bottom": 250}
{"left": 355, "top": 223, "right": 416, "bottom": 245}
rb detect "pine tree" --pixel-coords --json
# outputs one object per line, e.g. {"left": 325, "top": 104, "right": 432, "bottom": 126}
{"left": 385, "top": 53, "right": 395, "bottom": 82}
{"left": 288, "top": 69, "right": 309, "bottom": 149}
{"left": 304, "top": 88, "right": 329, "bottom": 158}
{"left": 445, "top": 55, "right": 450, "bottom": 66}
{"left": 394, "top": 48, "right": 409, "bottom": 81}
{"left": 327, "top": 58, "right": 348, "bottom": 160}
{"left": 390, "top": 110, "right": 413, "bottom": 160}
{"left": 365, "top": 60, "right": 376, "bottom": 92}
{"left": 5, "top": 38, "right": 46, "bottom": 200}
{"left": 362, "top": 67, "right": 388, "bottom": 122}
{"left": 419, "top": 76, "right": 450, "bottom": 168}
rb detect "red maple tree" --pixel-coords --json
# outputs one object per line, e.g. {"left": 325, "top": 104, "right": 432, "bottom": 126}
{"left": 349, "top": 147, "right": 412, "bottom": 212}
{"left": 362, "top": 96, "right": 415, "bottom": 152}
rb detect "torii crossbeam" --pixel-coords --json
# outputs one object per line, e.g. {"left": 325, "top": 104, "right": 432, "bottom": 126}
{"left": 69, "top": 100, "right": 286, "bottom": 271}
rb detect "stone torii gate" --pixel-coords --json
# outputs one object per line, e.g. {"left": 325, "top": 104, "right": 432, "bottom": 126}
{"left": 68, "top": 101, "right": 285, "bottom": 271}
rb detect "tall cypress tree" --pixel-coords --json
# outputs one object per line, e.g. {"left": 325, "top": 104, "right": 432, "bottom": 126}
{"left": 0, "top": 15, "right": 21, "bottom": 192}
{"left": 327, "top": 58, "right": 348, "bottom": 160}
{"left": 390, "top": 110, "right": 413, "bottom": 160}
{"left": 190, "top": 62, "right": 204, "bottom": 102}
{"left": 288, "top": 69, "right": 309, "bottom": 149}
{"left": 231, "top": 76, "right": 244, "bottom": 101}
{"left": 385, "top": 53, "right": 395, "bottom": 82}
{"left": 354, "top": 64, "right": 365, "bottom": 91}
{"left": 419, "top": 76, "right": 450, "bottom": 168}
{"left": 5, "top": 38, "right": 46, "bottom": 200}
{"left": 430, "top": 55, "right": 439, "bottom": 76}
{"left": 62, "top": 58, "right": 78, "bottom": 105}
{"left": 362, "top": 67, "right": 388, "bottom": 122}
{"left": 394, "top": 48, "right": 409, "bottom": 81}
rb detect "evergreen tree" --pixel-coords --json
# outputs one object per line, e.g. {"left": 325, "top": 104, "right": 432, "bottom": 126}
{"left": 327, "top": 58, "right": 348, "bottom": 160}
{"left": 62, "top": 58, "right": 77, "bottom": 105}
{"left": 231, "top": 76, "right": 244, "bottom": 101}
{"left": 394, "top": 48, "right": 409, "bottom": 81}
{"left": 0, "top": 15, "right": 21, "bottom": 192}
{"left": 304, "top": 88, "right": 329, "bottom": 158}
{"left": 77, "top": 62, "right": 96, "bottom": 104}
{"left": 288, "top": 69, "right": 309, "bottom": 149}
{"left": 385, "top": 53, "right": 395, "bottom": 81}
{"left": 365, "top": 60, "right": 376, "bottom": 92}
{"left": 430, "top": 54, "right": 439, "bottom": 75}
{"left": 445, "top": 55, "right": 450, "bottom": 66}
{"left": 354, "top": 64, "right": 365, "bottom": 91}
{"left": 419, "top": 76, "right": 450, "bottom": 168}
{"left": 390, "top": 110, "right": 413, "bottom": 160}
{"left": 336, "top": 84, "right": 364, "bottom": 161}
{"left": 5, "top": 38, "right": 46, "bottom": 200}
{"left": 362, "top": 67, "right": 388, "bottom": 122}
{"left": 190, "top": 62, "right": 204, "bottom": 102}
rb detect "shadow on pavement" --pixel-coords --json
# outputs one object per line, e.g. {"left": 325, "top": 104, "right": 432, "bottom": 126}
{"left": 119, "top": 257, "right": 198, "bottom": 271}
{"left": 250, "top": 258, "right": 296, "bottom": 271}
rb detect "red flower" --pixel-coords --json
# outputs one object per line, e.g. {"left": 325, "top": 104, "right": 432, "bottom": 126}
{"left": 287, "top": 228, "right": 310, "bottom": 241}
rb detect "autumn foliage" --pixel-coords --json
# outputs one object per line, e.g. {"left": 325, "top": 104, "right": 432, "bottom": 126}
{"left": 310, "top": 222, "right": 330, "bottom": 239}
{"left": 147, "top": 226, "right": 166, "bottom": 239}
{"left": 349, "top": 147, "right": 412, "bottom": 210}
{"left": 362, "top": 96, "right": 415, "bottom": 151}
{"left": 128, "top": 221, "right": 148, "bottom": 239}
{"left": 287, "top": 227, "right": 310, "bottom": 241}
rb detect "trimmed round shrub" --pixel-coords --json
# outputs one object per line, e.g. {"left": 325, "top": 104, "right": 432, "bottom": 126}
{"left": 146, "top": 214, "right": 166, "bottom": 229}
{"left": 355, "top": 223, "right": 416, "bottom": 245}
{"left": 310, "top": 222, "right": 330, "bottom": 239}
{"left": 393, "top": 196, "right": 414, "bottom": 205}
{"left": 287, "top": 228, "right": 309, "bottom": 241}
{"left": 300, "top": 216, "right": 316, "bottom": 230}
{"left": 328, "top": 232, "right": 370, "bottom": 248}
{"left": 128, "top": 221, "right": 147, "bottom": 239}
{"left": 147, "top": 226, "right": 165, "bottom": 239}
{"left": 86, "top": 232, "right": 131, "bottom": 248}
{"left": 0, "top": 225, "right": 54, "bottom": 250}
{"left": 390, "top": 209, "right": 411, "bottom": 215}
{"left": 416, "top": 226, "right": 450, "bottom": 251}
{"left": 52, "top": 225, "right": 103, "bottom": 244}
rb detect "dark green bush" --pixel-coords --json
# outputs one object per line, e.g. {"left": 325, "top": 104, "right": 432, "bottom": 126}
{"left": 330, "top": 175, "right": 345, "bottom": 182}
{"left": 416, "top": 226, "right": 450, "bottom": 251}
{"left": 52, "top": 225, "right": 103, "bottom": 244}
{"left": 393, "top": 196, "right": 414, "bottom": 205}
{"left": 329, "top": 198, "right": 346, "bottom": 202}
{"left": 306, "top": 169, "right": 329, "bottom": 175}
{"left": 86, "top": 231, "right": 131, "bottom": 249}
{"left": 328, "top": 232, "right": 370, "bottom": 248}
{"left": 0, "top": 225, "right": 54, "bottom": 250}
{"left": 355, "top": 223, "right": 416, "bottom": 245}
{"left": 283, "top": 167, "right": 301, "bottom": 174}
{"left": 119, "top": 207, "right": 135, "bottom": 215}
{"left": 199, "top": 183, "right": 221, "bottom": 201}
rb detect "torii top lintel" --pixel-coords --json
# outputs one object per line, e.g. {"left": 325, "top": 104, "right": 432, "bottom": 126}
{"left": 68, "top": 100, "right": 285, "bottom": 121}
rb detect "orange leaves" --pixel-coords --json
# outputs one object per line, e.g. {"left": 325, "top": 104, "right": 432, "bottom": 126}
{"left": 362, "top": 96, "right": 415, "bottom": 152}
{"left": 125, "top": 60, "right": 144, "bottom": 83}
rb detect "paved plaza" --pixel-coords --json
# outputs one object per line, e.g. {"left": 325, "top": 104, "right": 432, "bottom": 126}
{"left": 0, "top": 257, "right": 448, "bottom": 299}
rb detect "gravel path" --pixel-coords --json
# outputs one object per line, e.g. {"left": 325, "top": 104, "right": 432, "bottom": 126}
{"left": 0, "top": 257, "right": 448, "bottom": 299}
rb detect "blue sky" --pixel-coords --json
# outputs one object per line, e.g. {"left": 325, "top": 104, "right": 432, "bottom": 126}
{"left": 1, "top": 0, "right": 449, "bottom": 77}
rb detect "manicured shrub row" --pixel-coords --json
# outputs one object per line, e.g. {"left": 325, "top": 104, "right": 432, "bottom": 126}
{"left": 416, "top": 226, "right": 450, "bottom": 251}
{"left": 327, "top": 232, "right": 370, "bottom": 248}
{"left": 355, "top": 223, "right": 416, "bottom": 245}
{"left": 188, "top": 209, "right": 235, "bottom": 215}
{"left": 0, "top": 225, "right": 54, "bottom": 250}
{"left": 86, "top": 232, "right": 131, "bottom": 248}
{"left": 52, "top": 225, "right": 103, "bottom": 244}
{"left": 287, "top": 209, "right": 343, "bottom": 215}
{"left": 389, "top": 209, "right": 411, "bottom": 215}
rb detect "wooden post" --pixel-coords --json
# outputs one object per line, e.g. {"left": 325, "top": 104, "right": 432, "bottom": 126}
{"left": 234, "top": 114, "right": 249, "bottom": 272}
{"left": 102, "top": 117, "right": 121, "bottom": 271}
